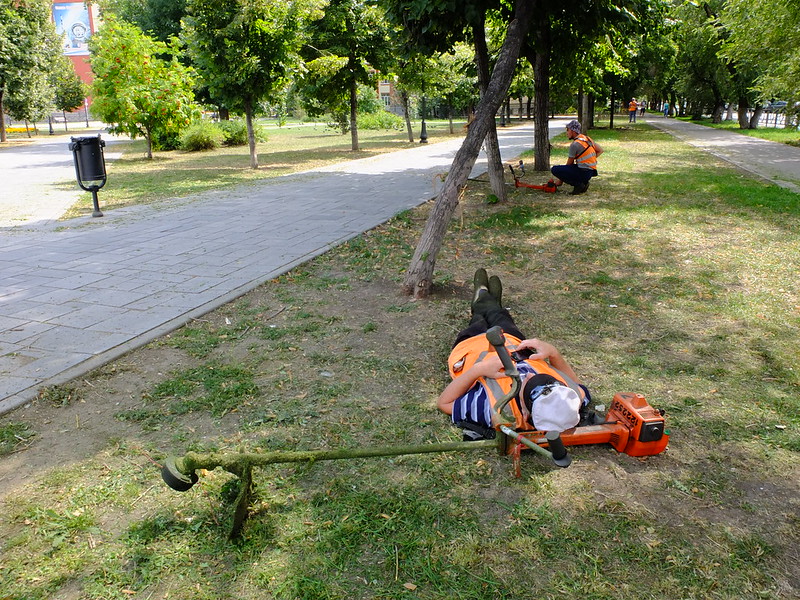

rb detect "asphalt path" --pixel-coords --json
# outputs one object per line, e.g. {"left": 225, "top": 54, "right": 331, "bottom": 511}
{"left": 0, "top": 126, "right": 127, "bottom": 227}
{"left": 648, "top": 115, "right": 800, "bottom": 192}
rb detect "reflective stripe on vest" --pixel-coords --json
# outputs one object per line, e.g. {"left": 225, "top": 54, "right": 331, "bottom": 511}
{"left": 448, "top": 333, "right": 583, "bottom": 429}
{"left": 574, "top": 135, "right": 597, "bottom": 170}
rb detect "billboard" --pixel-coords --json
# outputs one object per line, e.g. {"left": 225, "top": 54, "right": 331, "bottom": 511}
{"left": 53, "top": 2, "right": 92, "bottom": 56}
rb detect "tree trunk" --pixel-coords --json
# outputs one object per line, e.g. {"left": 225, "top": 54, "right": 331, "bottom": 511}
{"left": 526, "top": 96, "right": 532, "bottom": 120}
{"left": 145, "top": 127, "right": 153, "bottom": 159}
{"left": 349, "top": 77, "right": 359, "bottom": 151}
{"left": 749, "top": 106, "right": 763, "bottom": 129}
{"left": 473, "top": 19, "right": 507, "bottom": 203}
{"left": 528, "top": 6, "right": 551, "bottom": 171}
{"left": 401, "top": 90, "right": 414, "bottom": 142}
{"left": 402, "top": 0, "right": 534, "bottom": 298}
{"left": 581, "top": 93, "right": 590, "bottom": 131}
{"left": 609, "top": 86, "right": 615, "bottom": 129}
{"left": 448, "top": 99, "right": 454, "bottom": 134}
{"left": 737, "top": 95, "right": 749, "bottom": 129}
{"left": 0, "top": 91, "right": 6, "bottom": 143}
{"left": 711, "top": 101, "right": 725, "bottom": 123}
{"left": 244, "top": 100, "right": 258, "bottom": 169}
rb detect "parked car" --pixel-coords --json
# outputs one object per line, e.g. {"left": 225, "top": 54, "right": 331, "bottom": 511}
{"left": 766, "top": 101, "right": 787, "bottom": 112}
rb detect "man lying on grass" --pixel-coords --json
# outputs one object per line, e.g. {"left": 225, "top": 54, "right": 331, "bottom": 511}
{"left": 437, "top": 269, "right": 592, "bottom": 440}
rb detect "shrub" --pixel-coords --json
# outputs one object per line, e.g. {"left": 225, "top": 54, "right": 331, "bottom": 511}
{"left": 358, "top": 111, "right": 404, "bottom": 131}
{"left": 180, "top": 120, "right": 224, "bottom": 151}
{"left": 152, "top": 127, "right": 182, "bottom": 151}
{"left": 217, "top": 119, "right": 267, "bottom": 146}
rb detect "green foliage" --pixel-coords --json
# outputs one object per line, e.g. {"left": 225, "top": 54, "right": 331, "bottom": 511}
{"left": 103, "top": 0, "right": 187, "bottom": 43}
{"left": 356, "top": 110, "right": 404, "bottom": 130}
{"left": 180, "top": 119, "right": 225, "bottom": 151}
{"left": 184, "top": 0, "right": 315, "bottom": 116}
{"left": 217, "top": 119, "right": 268, "bottom": 146}
{"left": 0, "top": 0, "right": 62, "bottom": 135}
{"left": 89, "top": 17, "right": 200, "bottom": 157}
{"left": 51, "top": 55, "right": 87, "bottom": 114}
{"left": 720, "top": 0, "right": 800, "bottom": 104}
{"left": 297, "top": 0, "right": 393, "bottom": 143}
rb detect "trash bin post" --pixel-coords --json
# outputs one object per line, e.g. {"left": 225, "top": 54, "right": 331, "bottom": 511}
{"left": 68, "top": 134, "right": 107, "bottom": 218}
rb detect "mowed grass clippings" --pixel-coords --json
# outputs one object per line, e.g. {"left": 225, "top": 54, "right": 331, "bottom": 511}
{"left": 1, "top": 123, "right": 798, "bottom": 600}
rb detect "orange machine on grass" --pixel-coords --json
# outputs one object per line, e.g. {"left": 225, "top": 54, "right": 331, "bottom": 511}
{"left": 508, "top": 160, "right": 559, "bottom": 192}
{"left": 483, "top": 326, "right": 670, "bottom": 474}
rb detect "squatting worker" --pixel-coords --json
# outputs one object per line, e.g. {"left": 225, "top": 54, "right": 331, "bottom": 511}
{"left": 437, "top": 269, "right": 591, "bottom": 440}
{"left": 550, "top": 119, "right": 604, "bottom": 196}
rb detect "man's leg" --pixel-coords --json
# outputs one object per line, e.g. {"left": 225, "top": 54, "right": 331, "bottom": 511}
{"left": 471, "top": 284, "right": 525, "bottom": 341}
{"left": 452, "top": 313, "right": 490, "bottom": 348}
{"left": 552, "top": 165, "right": 592, "bottom": 194}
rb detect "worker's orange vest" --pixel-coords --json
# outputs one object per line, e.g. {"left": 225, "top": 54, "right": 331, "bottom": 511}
{"left": 574, "top": 134, "right": 598, "bottom": 170}
{"left": 447, "top": 333, "right": 582, "bottom": 429}
{"left": 629, "top": 101, "right": 637, "bottom": 111}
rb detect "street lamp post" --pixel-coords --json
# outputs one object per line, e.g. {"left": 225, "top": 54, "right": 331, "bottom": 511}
{"left": 419, "top": 94, "right": 428, "bottom": 144}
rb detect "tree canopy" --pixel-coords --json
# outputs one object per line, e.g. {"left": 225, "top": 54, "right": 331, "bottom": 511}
{"left": 0, "top": 0, "right": 61, "bottom": 141}
{"left": 89, "top": 18, "right": 200, "bottom": 158}
{"left": 184, "top": 0, "right": 320, "bottom": 167}
{"left": 298, "top": 0, "right": 393, "bottom": 151}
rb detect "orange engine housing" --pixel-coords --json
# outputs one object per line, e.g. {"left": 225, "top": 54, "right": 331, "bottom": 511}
{"left": 506, "top": 392, "right": 670, "bottom": 458}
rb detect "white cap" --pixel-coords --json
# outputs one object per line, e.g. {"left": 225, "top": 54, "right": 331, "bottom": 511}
{"left": 531, "top": 385, "right": 581, "bottom": 432}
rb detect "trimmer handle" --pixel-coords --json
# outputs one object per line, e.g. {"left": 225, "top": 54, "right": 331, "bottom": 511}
{"left": 486, "top": 326, "right": 518, "bottom": 376}
{"left": 486, "top": 326, "right": 521, "bottom": 423}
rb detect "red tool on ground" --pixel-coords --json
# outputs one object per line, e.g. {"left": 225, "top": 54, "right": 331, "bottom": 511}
{"left": 484, "top": 327, "right": 669, "bottom": 476}
{"left": 508, "top": 160, "right": 558, "bottom": 192}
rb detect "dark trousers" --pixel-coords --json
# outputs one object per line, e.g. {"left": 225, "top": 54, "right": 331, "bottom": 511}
{"left": 551, "top": 165, "right": 597, "bottom": 188}
{"left": 453, "top": 293, "right": 525, "bottom": 348}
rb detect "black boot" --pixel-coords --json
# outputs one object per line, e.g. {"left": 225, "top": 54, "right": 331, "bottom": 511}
{"left": 488, "top": 275, "right": 503, "bottom": 306}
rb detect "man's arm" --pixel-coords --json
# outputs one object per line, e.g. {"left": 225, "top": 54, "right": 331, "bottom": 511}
{"left": 515, "top": 338, "right": 582, "bottom": 385}
{"left": 437, "top": 356, "right": 504, "bottom": 415}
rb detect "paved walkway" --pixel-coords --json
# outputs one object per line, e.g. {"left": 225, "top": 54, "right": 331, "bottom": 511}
{"left": 0, "top": 120, "right": 568, "bottom": 414}
{"left": 0, "top": 124, "right": 127, "bottom": 228}
{"left": 648, "top": 115, "right": 800, "bottom": 192}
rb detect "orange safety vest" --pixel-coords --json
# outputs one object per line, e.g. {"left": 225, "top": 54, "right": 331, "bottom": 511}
{"left": 573, "top": 134, "right": 598, "bottom": 170}
{"left": 448, "top": 333, "right": 582, "bottom": 430}
{"left": 629, "top": 101, "right": 637, "bottom": 111}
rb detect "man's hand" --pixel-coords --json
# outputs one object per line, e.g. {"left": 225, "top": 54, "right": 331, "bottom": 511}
{"left": 475, "top": 355, "right": 506, "bottom": 379}
{"left": 516, "top": 338, "right": 560, "bottom": 362}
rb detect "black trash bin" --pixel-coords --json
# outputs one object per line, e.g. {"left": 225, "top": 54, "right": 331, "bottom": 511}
{"left": 69, "top": 135, "right": 107, "bottom": 217}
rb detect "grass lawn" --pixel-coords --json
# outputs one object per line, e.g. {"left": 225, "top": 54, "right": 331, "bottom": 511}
{"left": 1, "top": 122, "right": 798, "bottom": 599}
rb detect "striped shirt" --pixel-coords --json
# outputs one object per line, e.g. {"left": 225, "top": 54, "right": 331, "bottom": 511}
{"left": 451, "top": 363, "right": 538, "bottom": 428}
{"left": 451, "top": 363, "right": 590, "bottom": 429}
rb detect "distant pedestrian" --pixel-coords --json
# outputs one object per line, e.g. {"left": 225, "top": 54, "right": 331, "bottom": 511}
{"left": 663, "top": 102, "right": 669, "bottom": 117}
{"left": 628, "top": 98, "right": 637, "bottom": 123}
{"left": 640, "top": 102, "right": 646, "bottom": 116}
